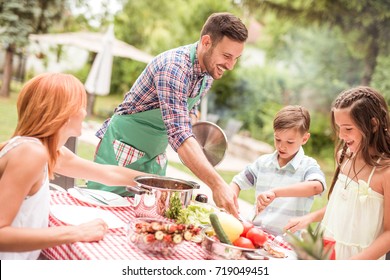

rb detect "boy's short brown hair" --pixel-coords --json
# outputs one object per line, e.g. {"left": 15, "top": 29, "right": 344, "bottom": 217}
{"left": 273, "top": 105, "right": 310, "bottom": 135}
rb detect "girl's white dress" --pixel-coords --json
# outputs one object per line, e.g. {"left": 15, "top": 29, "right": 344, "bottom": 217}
{"left": 0, "top": 136, "right": 50, "bottom": 260}
{"left": 321, "top": 161, "right": 385, "bottom": 260}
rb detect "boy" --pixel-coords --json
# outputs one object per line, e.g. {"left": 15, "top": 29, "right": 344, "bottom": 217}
{"left": 230, "top": 105, "right": 326, "bottom": 235}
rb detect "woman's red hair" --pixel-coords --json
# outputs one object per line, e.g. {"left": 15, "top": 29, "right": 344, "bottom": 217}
{"left": 11, "top": 73, "right": 87, "bottom": 178}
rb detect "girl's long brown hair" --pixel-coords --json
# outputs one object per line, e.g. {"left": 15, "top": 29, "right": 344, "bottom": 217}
{"left": 328, "top": 144, "right": 348, "bottom": 199}
{"left": 6, "top": 73, "right": 87, "bottom": 178}
{"left": 328, "top": 86, "right": 390, "bottom": 198}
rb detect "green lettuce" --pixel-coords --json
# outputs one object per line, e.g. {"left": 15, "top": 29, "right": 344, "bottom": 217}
{"left": 176, "top": 204, "right": 216, "bottom": 227}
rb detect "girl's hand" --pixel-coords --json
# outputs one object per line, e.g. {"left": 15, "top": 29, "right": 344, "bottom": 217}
{"left": 284, "top": 216, "right": 311, "bottom": 233}
{"left": 284, "top": 207, "right": 326, "bottom": 233}
{"left": 256, "top": 191, "right": 275, "bottom": 214}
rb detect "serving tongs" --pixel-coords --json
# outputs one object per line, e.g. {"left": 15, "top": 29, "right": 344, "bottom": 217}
{"left": 243, "top": 250, "right": 270, "bottom": 260}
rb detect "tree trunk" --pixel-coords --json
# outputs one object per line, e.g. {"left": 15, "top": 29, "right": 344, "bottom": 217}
{"left": 361, "top": 27, "right": 379, "bottom": 86}
{"left": 0, "top": 45, "right": 15, "bottom": 98}
{"left": 16, "top": 52, "right": 26, "bottom": 82}
{"left": 86, "top": 92, "right": 96, "bottom": 117}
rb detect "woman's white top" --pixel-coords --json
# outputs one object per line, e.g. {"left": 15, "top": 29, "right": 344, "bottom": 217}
{"left": 321, "top": 159, "right": 384, "bottom": 260}
{"left": 0, "top": 136, "right": 50, "bottom": 260}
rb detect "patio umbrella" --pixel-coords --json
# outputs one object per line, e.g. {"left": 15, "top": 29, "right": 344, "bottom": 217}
{"left": 29, "top": 26, "right": 154, "bottom": 116}
{"left": 84, "top": 24, "right": 114, "bottom": 96}
{"left": 29, "top": 28, "right": 153, "bottom": 63}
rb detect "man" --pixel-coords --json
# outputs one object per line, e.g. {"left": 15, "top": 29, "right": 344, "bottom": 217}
{"left": 87, "top": 12, "right": 248, "bottom": 217}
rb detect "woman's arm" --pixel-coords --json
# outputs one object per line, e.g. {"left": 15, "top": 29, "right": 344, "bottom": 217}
{"left": 54, "top": 146, "right": 146, "bottom": 186}
{"left": 0, "top": 142, "right": 48, "bottom": 229}
{"left": 0, "top": 143, "right": 108, "bottom": 252}
{"left": 0, "top": 220, "right": 107, "bottom": 252}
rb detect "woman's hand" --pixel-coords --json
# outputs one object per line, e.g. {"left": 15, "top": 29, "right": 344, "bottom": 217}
{"left": 76, "top": 219, "right": 108, "bottom": 242}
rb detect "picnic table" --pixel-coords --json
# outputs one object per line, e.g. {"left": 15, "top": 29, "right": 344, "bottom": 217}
{"left": 42, "top": 190, "right": 293, "bottom": 260}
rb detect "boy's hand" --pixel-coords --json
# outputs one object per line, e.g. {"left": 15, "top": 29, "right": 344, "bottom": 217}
{"left": 256, "top": 191, "right": 275, "bottom": 214}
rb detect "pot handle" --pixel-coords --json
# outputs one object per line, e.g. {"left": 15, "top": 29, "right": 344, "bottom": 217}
{"left": 188, "top": 181, "right": 200, "bottom": 189}
{"left": 125, "top": 185, "right": 148, "bottom": 195}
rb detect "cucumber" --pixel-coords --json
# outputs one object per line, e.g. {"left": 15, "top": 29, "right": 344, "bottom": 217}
{"left": 209, "top": 213, "right": 232, "bottom": 245}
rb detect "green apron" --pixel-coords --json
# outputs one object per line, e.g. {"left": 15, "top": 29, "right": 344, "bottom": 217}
{"left": 87, "top": 43, "right": 206, "bottom": 196}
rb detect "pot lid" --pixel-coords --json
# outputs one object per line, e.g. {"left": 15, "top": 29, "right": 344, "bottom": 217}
{"left": 191, "top": 121, "right": 228, "bottom": 167}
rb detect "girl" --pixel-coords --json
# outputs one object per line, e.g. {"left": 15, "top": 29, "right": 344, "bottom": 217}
{"left": 285, "top": 86, "right": 390, "bottom": 259}
{"left": 0, "top": 73, "right": 145, "bottom": 260}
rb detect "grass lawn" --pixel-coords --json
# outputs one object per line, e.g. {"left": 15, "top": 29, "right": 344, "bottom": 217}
{"left": 169, "top": 161, "right": 257, "bottom": 204}
{"left": 0, "top": 88, "right": 19, "bottom": 141}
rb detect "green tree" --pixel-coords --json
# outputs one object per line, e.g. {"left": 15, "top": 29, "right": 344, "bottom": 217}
{"left": 242, "top": 0, "right": 390, "bottom": 86}
{"left": 116, "top": 0, "right": 243, "bottom": 53}
{"left": 262, "top": 24, "right": 363, "bottom": 110}
{"left": 371, "top": 55, "right": 390, "bottom": 103}
{"left": 0, "top": 0, "right": 69, "bottom": 97}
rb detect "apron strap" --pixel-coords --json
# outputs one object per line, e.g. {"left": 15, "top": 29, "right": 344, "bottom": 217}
{"left": 190, "top": 42, "right": 207, "bottom": 98}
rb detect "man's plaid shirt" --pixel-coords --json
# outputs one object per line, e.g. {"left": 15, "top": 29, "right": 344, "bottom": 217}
{"left": 96, "top": 42, "right": 213, "bottom": 152}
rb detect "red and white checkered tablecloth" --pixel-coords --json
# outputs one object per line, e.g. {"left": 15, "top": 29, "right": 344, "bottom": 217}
{"left": 42, "top": 191, "right": 208, "bottom": 260}
{"left": 42, "top": 190, "right": 292, "bottom": 260}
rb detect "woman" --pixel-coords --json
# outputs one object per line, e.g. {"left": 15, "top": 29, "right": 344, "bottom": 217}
{"left": 0, "top": 73, "right": 145, "bottom": 259}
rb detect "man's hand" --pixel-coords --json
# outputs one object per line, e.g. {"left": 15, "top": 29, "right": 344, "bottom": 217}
{"left": 212, "top": 184, "right": 239, "bottom": 218}
{"left": 177, "top": 137, "right": 239, "bottom": 217}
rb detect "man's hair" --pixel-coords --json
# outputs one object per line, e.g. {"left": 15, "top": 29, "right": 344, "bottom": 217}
{"left": 273, "top": 105, "right": 311, "bottom": 135}
{"left": 200, "top": 12, "right": 248, "bottom": 45}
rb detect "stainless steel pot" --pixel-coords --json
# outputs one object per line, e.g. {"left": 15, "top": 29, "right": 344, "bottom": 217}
{"left": 126, "top": 175, "right": 200, "bottom": 219}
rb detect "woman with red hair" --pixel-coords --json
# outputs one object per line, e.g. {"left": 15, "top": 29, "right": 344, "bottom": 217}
{"left": 0, "top": 73, "right": 145, "bottom": 260}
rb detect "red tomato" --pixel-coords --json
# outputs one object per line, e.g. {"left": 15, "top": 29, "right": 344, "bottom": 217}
{"left": 246, "top": 227, "right": 267, "bottom": 247}
{"left": 233, "top": 237, "right": 255, "bottom": 249}
{"left": 240, "top": 221, "right": 254, "bottom": 237}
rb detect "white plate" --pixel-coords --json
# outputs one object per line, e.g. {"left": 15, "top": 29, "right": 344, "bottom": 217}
{"left": 68, "top": 188, "right": 131, "bottom": 207}
{"left": 50, "top": 204, "right": 125, "bottom": 229}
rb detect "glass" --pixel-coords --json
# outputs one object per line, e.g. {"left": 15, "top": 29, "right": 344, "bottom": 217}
{"left": 323, "top": 237, "right": 336, "bottom": 260}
